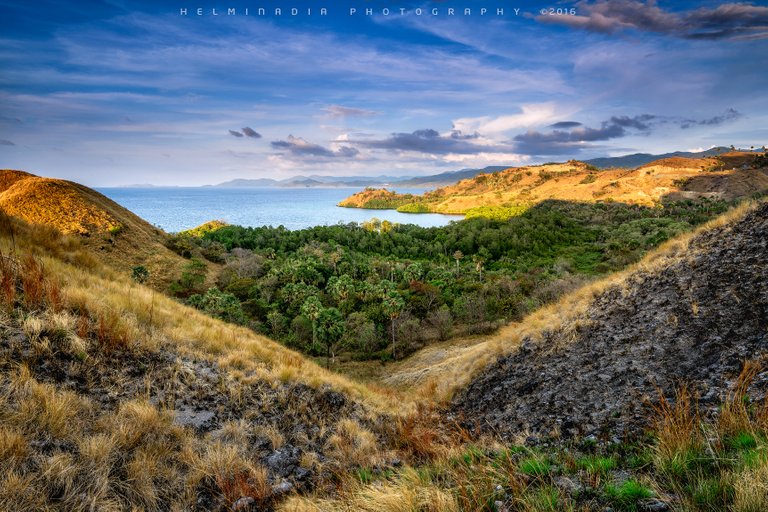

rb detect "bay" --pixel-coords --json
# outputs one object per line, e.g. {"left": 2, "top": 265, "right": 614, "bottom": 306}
{"left": 97, "top": 187, "right": 463, "bottom": 233}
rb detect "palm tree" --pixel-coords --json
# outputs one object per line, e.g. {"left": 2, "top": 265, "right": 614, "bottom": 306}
{"left": 453, "top": 250, "right": 463, "bottom": 274}
{"left": 300, "top": 296, "right": 323, "bottom": 349}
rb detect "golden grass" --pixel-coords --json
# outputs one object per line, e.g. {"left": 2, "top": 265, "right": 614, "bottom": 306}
{"left": 339, "top": 154, "right": 768, "bottom": 215}
{"left": 0, "top": 169, "right": 218, "bottom": 290}
{"left": 733, "top": 459, "right": 768, "bottom": 512}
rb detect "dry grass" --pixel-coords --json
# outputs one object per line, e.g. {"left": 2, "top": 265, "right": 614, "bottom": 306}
{"left": 0, "top": 169, "right": 218, "bottom": 290}
{"left": 0, "top": 210, "right": 413, "bottom": 510}
{"left": 0, "top": 213, "right": 407, "bottom": 415}
{"left": 339, "top": 153, "right": 768, "bottom": 215}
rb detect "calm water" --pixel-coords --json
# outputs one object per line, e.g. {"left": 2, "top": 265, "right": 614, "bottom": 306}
{"left": 97, "top": 187, "right": 463, "bottom": 232}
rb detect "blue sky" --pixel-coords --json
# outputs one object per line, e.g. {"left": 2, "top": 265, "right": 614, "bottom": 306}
{"left": 1, "top": 0, "right": 767, "bottom": 186}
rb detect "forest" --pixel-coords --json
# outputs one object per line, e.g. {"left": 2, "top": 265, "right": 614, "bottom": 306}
{"left": 163, "top": 199, "right": 731, "bottom": 363}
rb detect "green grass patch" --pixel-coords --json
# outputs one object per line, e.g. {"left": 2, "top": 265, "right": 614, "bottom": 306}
{"left": 605, "top": 479, "right": 654, "bottom": 511}
{"left": 519, "top": 456, "right": 552, "bottom": 478}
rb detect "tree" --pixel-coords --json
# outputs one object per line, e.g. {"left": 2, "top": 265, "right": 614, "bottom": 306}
{"left": 316, "top": 307, "right": 344, "bottom": 367}
{"left": 382, "top": 291, "right": 405, "bottom": 359}
{"left": 131, "top": 265, "right": 149, "bottom": 284}
{"left": 266, "top": 310, "right": 287, "bottom": 336}
{"left": 327, "top": 274, "right": 356, "bottom": 303}
{"left": 453, "top": 250, "right": 463, "bottom": 274}
{"left": 343, "top": 312, "right": 378, "bottom": 354}
{"left": 171, "top": 258, "right": 207, "bottom": 297}
{"left": 188, "top": 288, "right": 246, "bottom": 324}
{"left": 300, "top": 296, "right": 323, "bottom": 349}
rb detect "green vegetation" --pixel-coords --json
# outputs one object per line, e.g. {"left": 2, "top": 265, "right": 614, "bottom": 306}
{"left": 396, "top": 202, "right": 432, "bottom": 213}
{"left": 167, "top": 199, "right": 732, "bottom": 361}
{"left": 464, "top": 204, "right": 529, "bottom": 221}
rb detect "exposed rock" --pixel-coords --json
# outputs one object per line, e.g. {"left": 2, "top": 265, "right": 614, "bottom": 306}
{"left": 265, "top": 446, "right": 301, "bottom": 479}
{"left": 453, "top": 202, "right": 768, "bottom": 439}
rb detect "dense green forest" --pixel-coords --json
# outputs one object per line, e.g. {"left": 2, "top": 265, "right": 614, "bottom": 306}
{"left": 163, "top": 199, "right": 731, "bottom": 363}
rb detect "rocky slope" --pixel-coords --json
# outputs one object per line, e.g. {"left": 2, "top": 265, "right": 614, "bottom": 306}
{"left": 339, "top": 152, "right": 768, "bottom": 215}
{"left": 452, "top": 201, "right": 768, "bottom": 439}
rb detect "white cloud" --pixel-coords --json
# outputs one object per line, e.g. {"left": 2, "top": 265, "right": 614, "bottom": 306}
{"left": 452, "top": 103, "right": 567, "bottom": 136}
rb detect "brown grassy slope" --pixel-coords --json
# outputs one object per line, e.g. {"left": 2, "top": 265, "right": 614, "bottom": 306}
{"left": 339, "top": 153, "right": 768, "bottom": 213}
{"left": 0, "top": 169, "right": 210, "bottom": 288}
{"left": 0, "top": 215, "right": 411, "bottom": 510}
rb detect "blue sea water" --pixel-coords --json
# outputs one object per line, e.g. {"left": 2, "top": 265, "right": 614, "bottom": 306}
{"left": 97, "top": 187, "right": 463, "bottom": 233}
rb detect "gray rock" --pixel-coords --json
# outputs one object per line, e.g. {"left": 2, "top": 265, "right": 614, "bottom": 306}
{"left": 231, "top": 497, "right": 255, "bottom": 511}
{"left": 265, "top": 446, "right": 301, "bottom": 478}
{"left": 272, "top": 480, "right": 294, "bottom": 495}
{"left": 173, "top": 408, "right": 215, "bottom": 430}
{"left": 641, "top": 499, "right": 670, "bottom": 511}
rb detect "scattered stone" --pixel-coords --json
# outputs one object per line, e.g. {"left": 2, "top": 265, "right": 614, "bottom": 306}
{"left": 174, "top": 408, "right": 216, "bottom": 430}
{"left": 265, "top": 446, "right": 301, "bottom": 478}
{"left": 272, "top": 480, "right": 294, "bottom": 496}
{"left": 231, "top": 496, "right": 255, "bottom": 511}
{"left": 641, "top": 499, "right": 670, "bottom": 511}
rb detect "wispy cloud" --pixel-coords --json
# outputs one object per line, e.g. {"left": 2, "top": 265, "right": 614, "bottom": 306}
{"left": 513, "top": 114, "right": 656, "bottom": 155}
{"left": 271, "top": 135, "right": 359, "bottom": 158}
{"left": 452, "top": 103, "right": 565, "bottom": 136}
{"left": 241, "top": 127, "right": 261, "bottom": 138}
{"left": 680, "top": 108, "right": 742, "bottom": 128}
{"left": 323, "top": 105, "right": 378, "bottom": 119}
{"left": 229, "top": 129, "right": 244, "bottom": 138}
{"left": 538, "top": 1, "right": 768, "bottom": 40}
{"left": 0, "top": 139, "right": 15, "bottom": 146}
{"left": 352, "top": 128, "right": 514, "bottom": 155}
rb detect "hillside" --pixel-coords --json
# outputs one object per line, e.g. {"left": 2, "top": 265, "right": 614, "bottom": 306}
{"left": 0, "top": 213, "right": 406, "bottom": 511}
{"left": 339, "top": 152, "right": 768, "bottom": 216}
{"left": 3, "top": 172, "right": 768, "bottom": 511}
{"left": 0, "top": 169, "right": 210, "bottom": 288}
{"left": 451, "top": 200, "right": 768, "bottom": 439}
{"left": 583, "top": 147, "right": 734, "bottom": 169}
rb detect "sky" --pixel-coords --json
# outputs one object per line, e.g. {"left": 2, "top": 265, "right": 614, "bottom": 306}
{"left": 0, "top": 0, "right": 767, "bottom": 186}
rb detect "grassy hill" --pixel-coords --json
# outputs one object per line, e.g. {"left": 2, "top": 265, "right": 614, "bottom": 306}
{"left": 0, "top": 169, "right": 215, "bottom": 289}
{"left": 339, "top": 152, "right": 768, "bottom": 218}
{"left": 0, "top": 213, "right": 411, "bottom": 511}
{"left": 3, "top": 169, "right": 768, "bottom": 511}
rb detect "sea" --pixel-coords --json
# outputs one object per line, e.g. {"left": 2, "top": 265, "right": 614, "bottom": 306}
{"left": 97, "top": 187, "right": 463, "bottom": 233}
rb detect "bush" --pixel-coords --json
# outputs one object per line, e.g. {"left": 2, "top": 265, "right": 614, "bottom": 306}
{"left": 188, "top": 288, "right": 247, "bottom": 325}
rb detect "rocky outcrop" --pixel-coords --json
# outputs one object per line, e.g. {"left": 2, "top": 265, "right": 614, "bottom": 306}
{"left": 453, "top": 202, "right": 768, "bottom": 439}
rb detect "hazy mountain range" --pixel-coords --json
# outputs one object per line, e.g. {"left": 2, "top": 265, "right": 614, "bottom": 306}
{"left": 120, "top": 147, "right": 754, "bottom": 189}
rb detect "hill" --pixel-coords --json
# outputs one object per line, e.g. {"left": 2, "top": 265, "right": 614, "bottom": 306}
{"left": 450, "top": 200, "right": 768, "bottom": 439}
{"left": 0, "top": 213, "right": 406, "bottom": 511}
{"left": 339, "top": 152, "right": 768, "bottom": 216}
{"left": 3, "top": 170, "right": 768, "bottom": 511}
{"left": 394, "top": 166, "right": 508, "bottom": 187}
{"left": 0, "top": 169, "right": 211, "bottom": 288}
{"left": 583, "top": 147, "right": 734, "bottom": 169}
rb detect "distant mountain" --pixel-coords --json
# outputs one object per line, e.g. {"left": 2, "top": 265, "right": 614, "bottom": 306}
{"left": 584, "top": 147, "right": 732, "bottom": 169}
{"left": 210, "top": 166, "right": 512, "bottom": 189}
{"left": 396, "top": 166, "right": 509, "bottom": 187}
{"left": 211, "top": 178, "right": 279, "bottom": 188}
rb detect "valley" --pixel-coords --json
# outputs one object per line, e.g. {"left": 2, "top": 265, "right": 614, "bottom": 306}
{"left": 1, "top": 153, "right": 767, "bottom": 511}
